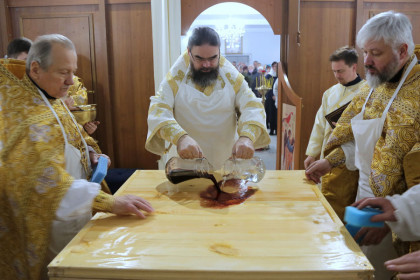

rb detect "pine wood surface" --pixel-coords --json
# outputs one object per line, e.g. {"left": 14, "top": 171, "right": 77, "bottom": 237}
{"left": 49, "top": 170, "right": 373, "bottom": 279}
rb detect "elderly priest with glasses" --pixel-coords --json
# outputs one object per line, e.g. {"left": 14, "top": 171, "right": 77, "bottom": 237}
{"left": 146, "top": 27, "right": 270, "bottom": 169}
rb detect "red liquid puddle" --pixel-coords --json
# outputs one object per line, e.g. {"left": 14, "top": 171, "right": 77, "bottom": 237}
{"left": 200, "top": 179, "right": 257, "bottom": 208}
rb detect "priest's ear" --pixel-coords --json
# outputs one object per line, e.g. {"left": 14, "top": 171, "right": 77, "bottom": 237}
{"left": 398, "top": 43, "right": 408, "bottom": 60}
{"left": 29, "top": 60, "right": 42, "bottom": 79}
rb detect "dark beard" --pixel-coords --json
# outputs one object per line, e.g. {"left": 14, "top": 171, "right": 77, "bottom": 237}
{"left": 191, "top": 65, "right": 219, "bottom": 88}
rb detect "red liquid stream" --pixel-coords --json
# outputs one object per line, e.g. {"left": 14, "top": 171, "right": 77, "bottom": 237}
{"left": 200, "top": 179, "right": 257, "bottom": 208}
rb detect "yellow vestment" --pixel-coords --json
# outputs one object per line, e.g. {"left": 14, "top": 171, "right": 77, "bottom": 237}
{"left": 68, "top": 76, "right": 88, "bottom": 106}
{"left": 323, "top": 56, "right": 420, "bottom": 255}
{"left": 0, "top": 59, "right": 114, "bottom": 279}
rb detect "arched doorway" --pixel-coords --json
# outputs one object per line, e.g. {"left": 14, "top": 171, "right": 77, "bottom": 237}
{"left": 182, "top": 2, "right": 281, "bottom": 170}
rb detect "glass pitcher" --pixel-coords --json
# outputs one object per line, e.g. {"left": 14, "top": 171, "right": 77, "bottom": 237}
{"left": 221, "top": 156, "right": 266, "bottom": 183}
{"left": 165, "top": 157, "right": 215, "bottom": 184}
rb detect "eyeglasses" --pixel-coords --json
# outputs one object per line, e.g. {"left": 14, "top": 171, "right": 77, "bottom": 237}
{"left": 190, "top": 52, "right": 219, "bottom": 64}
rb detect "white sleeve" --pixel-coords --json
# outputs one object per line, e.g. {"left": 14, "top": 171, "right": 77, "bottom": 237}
{"left": 386, "top": 184, "right": 420, "bottom": 241}
{"left": 55, "top": 179, "right": 101, "bottom": 221}
{"left": 341, "top": 141, "right": 357, "bottom": 171}
{"left": 273, "top": 79, "right": 279, "bottom": 108}
{"left": 235, "top": 76, "right": 270, "bottom": 149}
{"left": 305, "top": 104, "right": 326, "bottom": 157}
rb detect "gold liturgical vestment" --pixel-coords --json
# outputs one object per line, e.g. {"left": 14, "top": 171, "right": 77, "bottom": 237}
{"left": 323, "top": 56, "right": 420, "bottom": 255}
{"left": 68, "top": 76, "right": 88, "bottom": 106}
{"left": 0, "top": 59, "right": 114, "bottom": 280}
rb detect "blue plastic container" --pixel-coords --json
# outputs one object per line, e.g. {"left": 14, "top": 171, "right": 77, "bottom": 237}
{"left": 345, "top": 224, "right": 365, "bottom": 243}
{"left": 344, "top": 206, "right": 384, "bottom": 228}
{"left": 344, "top": 206, "right": 384, "bottom": 243}
{"left": 91, "top": 156, "right": 108, "bottom": 183}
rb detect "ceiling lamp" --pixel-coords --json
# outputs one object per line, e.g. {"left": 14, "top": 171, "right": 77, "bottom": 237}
{"left": 216, "top": 22, "right": 245, "bottom": 51}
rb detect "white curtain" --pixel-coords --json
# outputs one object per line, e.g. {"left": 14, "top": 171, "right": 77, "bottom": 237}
{"left": 151, "top": 0, "right": 181, "bottom": 169}
{"left": 151, "top": 0, "right": 181, "bottom": 92}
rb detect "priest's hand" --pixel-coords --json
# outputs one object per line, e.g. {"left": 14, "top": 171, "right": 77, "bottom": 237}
{"left": 112, "top": 194, "right": 154, "bottom": 218}
{"left": 232, "top": 136, "right": 254, "bottom": 159}
{"left": 89, "top": 152, "right": 111, "bottom": 168}
{"left": 305, "top": 159, "right": 332, "bottom": 183}
{"left": 304, "top": 155, "right": 316, "bottom": 169}
{"left": 84, "top": 121, "right": 100, "bottom": 135}
{"left": 352, "top": 197, "right": 397, "bottom": 222}
{"left": 385, "top": 250, "right": 420, "bottom": 280}
{"left": 354, "top": 226, "right": 390, "bottom": 246}
{"left": 63, "top": 96, "right": 78, "bottom": 110}
{"left": 177, "top": 134, "right": 203, "bottom": 159}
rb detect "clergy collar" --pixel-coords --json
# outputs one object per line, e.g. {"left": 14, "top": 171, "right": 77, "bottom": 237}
{"left": 388, "top": 65, "right": 405, "bottom": 84}
{"left": 28, "top": 76, "right": 56, "bottom": 99}
{"left": 343, "top": 74, "right": 362, "bottom": 87}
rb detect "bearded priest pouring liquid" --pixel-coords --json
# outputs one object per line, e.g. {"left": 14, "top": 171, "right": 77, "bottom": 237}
{"left": 146, "top": 27, "right": 270, "bottom": 169}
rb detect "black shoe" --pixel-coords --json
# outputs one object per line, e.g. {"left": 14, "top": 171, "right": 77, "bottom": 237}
{"left": 269, "top": 131, "right": 274, "bottom": 135}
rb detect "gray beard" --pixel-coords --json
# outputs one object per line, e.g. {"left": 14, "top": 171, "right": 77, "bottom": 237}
{"left": 365, "top": 73, "right": 383, "bottom": 89}
{"left": 365, "top": 55, "right": 400, "bottom": 89}
{"left": 191, "top": 65, "right": 219, "bottom": 88}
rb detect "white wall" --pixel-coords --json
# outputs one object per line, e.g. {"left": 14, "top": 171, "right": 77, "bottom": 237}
{"left": 181, "top": 26, "right": 281, "bottom": 67}
{"left": 241, "top": 28, "right": 280, "bottom": 67}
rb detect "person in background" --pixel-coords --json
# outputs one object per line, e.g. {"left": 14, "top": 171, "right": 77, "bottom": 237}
{"left": 251, "top": 60, "right": 259, "bottom": 75}
{"left": 353, "top": 184, "right": 420, "bottom": 279}
{"left": 251, "top": 64, "right": 263, "bottom": 98}
{"left": 305, "top": 46, "right": 366, "bottom": 215}
{"left": 0, "top": 34, "right": 154, "bottom": 280}
{"left": 146, "top": 27, "right": 270, "bottom": 169}
{"left": 264, "top": 61, "right": 278, "bottom": 135}
{"left": 5, "top": 37, "right": 32, "bottom": 60}
{"left": 305, "top": 11, "right": 420, "bottom": 279}
{"left": 237, "top": 62, "right": 244, "bottom": 73}
{"left": 273, "top": 77, "right": 279, "bottom": 109}
{"left": 248, "top": 65, "right": 254, "bottom": 75}
{"left": 231, "top": 60, "right": 237, "bottom": 69}
{"left": 265, "top": 64, "right": 272, "bottom": 75}
{"left": 241, "top": 65, "right": 252, "bottom": 88}
{"left": 305, "top": 46, "right": 365, "bottom": 169}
